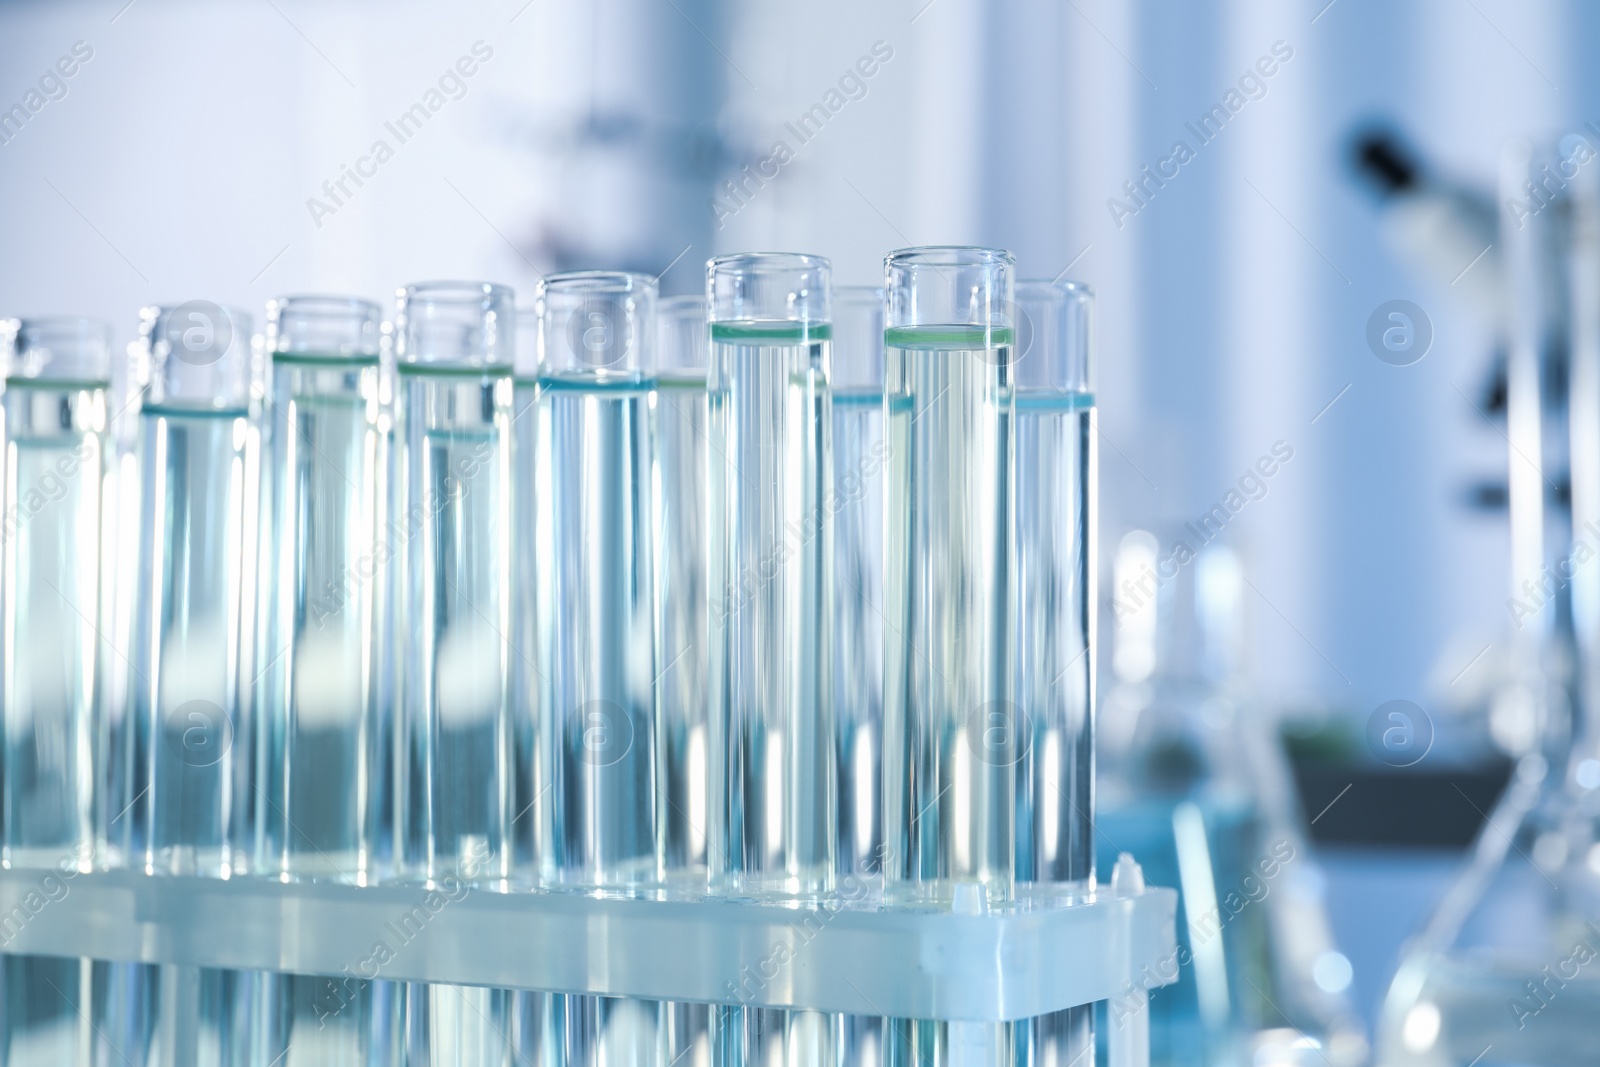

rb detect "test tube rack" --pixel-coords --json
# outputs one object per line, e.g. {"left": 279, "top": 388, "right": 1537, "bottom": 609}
{"left": 0, "top": 863, "right": 1177, "bottom": 1062}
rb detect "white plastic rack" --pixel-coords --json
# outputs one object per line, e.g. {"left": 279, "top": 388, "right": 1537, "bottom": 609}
{"left": 0, "top": 865, "right": 1176, "bottom": 1038}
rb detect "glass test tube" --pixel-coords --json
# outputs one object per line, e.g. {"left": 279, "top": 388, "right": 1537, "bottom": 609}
{"left": 536, "top": 270, "right": 661, "bottom": 891}
{"left": 1014, "top": 279, "right": 1096, "bottom": 1067}
{"left": 831, "top": 287, "right": 887, "bottom": 878}
{"left": 707, "top": 252, "right": 835, "bottom": 900}
{"left": 511, "top": 304, "right": 548, "bottom": 880}
{"left": 257, "top": 296, "right": 396, "bottom": 1067}
{"left": 395, "top": 281, "right": 517, "bottom": 1067}
{"left": 395, "top": 280, "right": 515, "bottom": 884}
{"left": 882, "top": 246, "right": 1016, "bottom": 908}
{"left": 709, "top": 253, "right": 838, "bottom": 1067}
{"left": 0, "top": 318, "right": 113, "bottom": 1065}
{"left": 508, "top": 303, "right": 568, "bottom": 1065}
{"left": 1, "top": 318, "right": 112, "bottom": 870}
{"left": 123, "top": 302, "right": 264, "bottom": 1067}
{"left": 656, "top": 293, "right": 714, "bottom": 890}
{"left": 260, "top": 296, "right": 387, "bottom": 882}
{"left": 1012, "top": 280, "right": 1094, "bottom": 890}
{"left": 656, "top": 294, "right": 715, "bottom": 1067}
{"left": 127, "top": 302, "right": 259, "bottom": 879}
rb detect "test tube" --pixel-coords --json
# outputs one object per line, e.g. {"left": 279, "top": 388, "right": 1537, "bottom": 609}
{"left": 0, "top": 318, "right": 112, "bottom": 1064}
{"left": 1012, "top": 280, "right": 1094, "bottom": 889}
{"left": 122, "top": 302, "right": 264, "bottom": 1065}
{"left": 510, "top": 304, "right": 548, "bottom": 881}
{"left": 656, "top": 294, "right": 713, "bottom": 889}
{"left": 656, "top": 294, "right": 715, "bottom": 1067}
{"left": 127, "top": 301, "right": 259, "bottom": 879}
{"left": 394, "top": 280, "right": 515, "bottom": 884}
{"left": 256, "top": 296, "right": 397, "bottom": 1065}
{"left": 881, "top": 246, "right": 1017, "bottom": 908}
{"left": 1, "top": 317, "right": 112, "bottom": 870}
{"left": 536, "top": 270, "right": 661, "bottom": 891}
{"left": 831, "top": 287, "right": 887, "bottom": 878}
{"left": 260, "top": 295, "right": 387, "bottom": 881}
{"left": 1013, "top": 279, "right": 1096, "bottom": 1067}
{"left": 706, "top": 251, "right": 835, "bottom": 900}
{"left": 394, "top": 281, "right": 516, "bottom": 1064}
{"left": 708, "top": 253, "right": 837, "bottom": 1067}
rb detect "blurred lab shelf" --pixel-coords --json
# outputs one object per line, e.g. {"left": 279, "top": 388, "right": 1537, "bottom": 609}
{"left": 0, "top": 869, "right": 1177, "bottom": 1022}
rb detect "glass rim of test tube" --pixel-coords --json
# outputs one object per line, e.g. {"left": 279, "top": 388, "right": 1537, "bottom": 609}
{"left": 394, "top": 279, "right": 515, "bottom": 369}
{"left": 535, "top": 269, "right": 658, "bottom": 379}
{"left": 4, "top": 315, "right": 114, "bottom": 384}
{"left": 656, "top": 293, "right": 709, "bottom": 375}
{"left": 830, "top": 286, "right": 885, "bottom": 391}
{"left": 266, "top": 294, "right": 383, "bottom": 359}
{"left": 707, "top": 250, "right": 832, "bottom": 337}
{"left": 1014, "top": 278, "right": 1093, "bottom": 395}
{"left": 138, "top": 302, "right": 254, "bottom": 409}
{"left": 884, "top": 245, "right": 1015, "bottom": 350}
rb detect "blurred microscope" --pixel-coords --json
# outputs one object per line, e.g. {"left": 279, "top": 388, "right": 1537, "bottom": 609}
{"left": 1352, "top": 127, "right": 1600, "bottom": 1066}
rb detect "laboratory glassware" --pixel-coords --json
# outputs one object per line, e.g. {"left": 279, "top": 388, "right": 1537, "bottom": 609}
{"left": 655, "top": 293, "right": 716, "bottom": 1067}
{"left": 126, "top": 301, "right": 259, "bottom": 879}
{"left": 256, "top": 295, "right": 398, "bottom": 1067}
{"left": 1098, "top": 528, "right": 1365, "bottom": 1067}
{"left": 1373, "top": 139, "right": 1600, "bottom": 1067}
{"left": 881, "top": 246, "right": 1016, "bottom": 909}
{"left": 831, "top": 286, "right": 887, "bottom": 879}
{"left": 657, "top": 293, "right": 714, "bottom": 893}
{"left": 260, "top": 295, "right": 388, "bottom": 882}
{"left": 511, "top": 303, "right": 548, "bottom": 881}
{"left": 707, "top": 251, "right": 836, "bottom": 901}
{"left": 1, "top": 317, "right": 113, "bottom": 871}
{"left": 122, "top": 301, "right": 264, "bottom": 1066}
{"left": 708, "top": 252, "right": 837, "bottom": 1067}
{"left": 0, "top": 317, "right": 130, "bottom": 1065}
{"left": 536, "top": 270, "right": 661, "bottom": 893}
{"left": 394, "top": 280, "right": 516, "bottom": 1066}
{"left": 1013, "top": 280, "right": 1097, "bottom": 1067}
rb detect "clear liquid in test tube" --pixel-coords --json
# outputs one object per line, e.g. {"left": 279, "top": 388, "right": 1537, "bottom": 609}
{"left": 656, "top": 293, "right": 713, "bottom": 891}
{"left": 830, "top": 287, "right": 887, "bottom": 878}
{"left": 536, "top": 270, "right": 661, "bottom": 892}
{"left": 511, "top": 303, "right": 549, "bottom": 881}
{"left": 395, "top": 281, "right": 516, "bottom": 1065}
{"left": 1013, "top": 279, "right": 1096, "bottom": 1067}
{"left": 882, "top": 246, "right": 1017, "bottom": 909}
{"left": 655, "top": 294, "right": 715, "bottom": 1067}
{"left": 260, "top": 295, "right": 388, "bottom": 882}
{"left": 124, "top": 302, "right": 265, "bottom": 1065}
{"left": 0, "top": 318, "right": 125, "bottom": 1065}
{"left": 256, "top": 296, "right": 398, "bottom": 1066}
{"left": 1, "top": 318, "right": 112, "bottom": 872}
{"left": 395, "top": 280, "right": 514, "bottom": 884}
{"left": 127, "top": 302, "right": 260, "bottom": 878}
{"left": 707, "top": 252, "right": 835, "bottom": 901}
